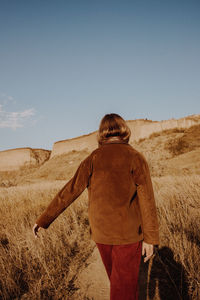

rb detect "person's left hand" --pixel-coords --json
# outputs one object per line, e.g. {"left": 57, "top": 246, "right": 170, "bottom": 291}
{"left": 142, "top": 241, "right": 154, "bottom": 263}
{"left": 32, "top": 223, "right": 42, "bottom": 239}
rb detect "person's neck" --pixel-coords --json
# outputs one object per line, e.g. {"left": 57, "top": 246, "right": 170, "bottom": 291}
{"left": 106, "top": 136, "right": 121, "bottom": 141}
{"left": 101, "top": 136, "right": 127, "bottom": 145}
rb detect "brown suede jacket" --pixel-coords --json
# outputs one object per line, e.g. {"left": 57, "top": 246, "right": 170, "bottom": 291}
{"left": 36, "top": 137, "right": 160, "bottom": 245}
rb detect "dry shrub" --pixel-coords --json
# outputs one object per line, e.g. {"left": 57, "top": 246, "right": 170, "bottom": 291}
{"left": 148, "top": 128, "right": 185, "bottom": 140}
{"left": 165, "top": 137, "right": 189, "bottom": 156}
{"left": 164, "top": 124, "right": 200, "bottom": 157}
{"left": 136, "top": 127, "right": 185, "bottom": 144}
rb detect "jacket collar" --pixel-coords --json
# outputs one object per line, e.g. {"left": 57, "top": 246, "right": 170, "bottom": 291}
{"left": 101, "top": 136, "right": 128, "bottom": 145}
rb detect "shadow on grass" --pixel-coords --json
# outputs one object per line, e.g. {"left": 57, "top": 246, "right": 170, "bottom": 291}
{"left": 138, "top": 246, "right": 190, "bottom": 300}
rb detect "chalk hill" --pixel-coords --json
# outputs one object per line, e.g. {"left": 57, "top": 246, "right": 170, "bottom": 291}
{"left": 0, "top": 114, "right": 199, "bottom": 173}
{"left": 0, "top": 118, "right": 200, "bottom": 187}
{"left": 0, "top": 148, "right": 50, "bottom": 171}
{"left": 50, "top": 114, "right": 200, "bottom": 157}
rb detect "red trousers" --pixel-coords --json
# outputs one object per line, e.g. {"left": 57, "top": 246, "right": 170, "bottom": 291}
{"left": 96, "top": 241, "right": 142, "bottom": 300}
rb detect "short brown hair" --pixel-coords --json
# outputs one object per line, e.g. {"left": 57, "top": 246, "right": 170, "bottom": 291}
{"left": 97, "top": 113, "right": 131, "bottom": 146}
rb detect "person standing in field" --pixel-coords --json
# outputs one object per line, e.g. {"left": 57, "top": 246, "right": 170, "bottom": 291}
{"left": 33, "top": 113, "right": 159, "bottom": 300}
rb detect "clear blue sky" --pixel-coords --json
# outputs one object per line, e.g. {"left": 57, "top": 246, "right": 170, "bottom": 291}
{"left": 0, "top": 0, "right": 199, "bottom": 151}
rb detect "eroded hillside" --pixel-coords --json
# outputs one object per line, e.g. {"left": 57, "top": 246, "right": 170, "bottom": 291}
{"left": 1, "top": 123, "right": 200, "bottom": 187}
{"left": 51, "top": 114, "right": 200, "bottom": 157}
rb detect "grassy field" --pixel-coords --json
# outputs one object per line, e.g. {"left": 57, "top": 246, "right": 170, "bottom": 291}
{"left": 0, "top": 182, "right": 95, "bottom": 299}
{"left": 0, "top": 125, "right": 200, "bottom": 299}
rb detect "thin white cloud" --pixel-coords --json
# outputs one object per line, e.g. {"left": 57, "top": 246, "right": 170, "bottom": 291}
{"left": 0, "top": 93, "right": 16, "bottom": 105}
{"left": 0, "top": 94, "right": 36, "bottom": 130}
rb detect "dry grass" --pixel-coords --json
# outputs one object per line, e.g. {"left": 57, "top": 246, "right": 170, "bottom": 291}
{"left": 0, "top": 125, "right": 200, "bottom": 299}
{"left": 0, "top": 182, "right": 95, "bottom": 299}
{"left": 152, "top": 174, "right": 200, "bottom": 300}
{"left": 0, "top": 175, "right": 199, "bottom": 299}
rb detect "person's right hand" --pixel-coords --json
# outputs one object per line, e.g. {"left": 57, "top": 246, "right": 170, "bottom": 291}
{"left": 142, "top": 241, "right": 154, "bottom": 263}
{"left": 32, "top": 223, "right": 41, "bottom": 239}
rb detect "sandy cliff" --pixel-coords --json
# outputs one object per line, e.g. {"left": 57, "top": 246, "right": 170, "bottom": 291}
{"left": 51, "top": 114, "right": 200, "bottom": 158}
{"left": 0, "top": 148, "right": 51, "bottom": 171}
{"left": 1, "top": 114, "right": 199, "bottom": 170}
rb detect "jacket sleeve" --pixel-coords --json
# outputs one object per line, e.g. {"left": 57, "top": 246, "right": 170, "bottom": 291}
{"left": 132, "top": 152, "right": 159, "bottom": 245}
{"left": 35, "top": 153, "right": 93, "bottom": 229}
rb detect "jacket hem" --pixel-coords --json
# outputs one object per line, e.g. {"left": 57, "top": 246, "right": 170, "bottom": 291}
{"left": 91, "top": 234, "right": 144, "bottom": 245}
